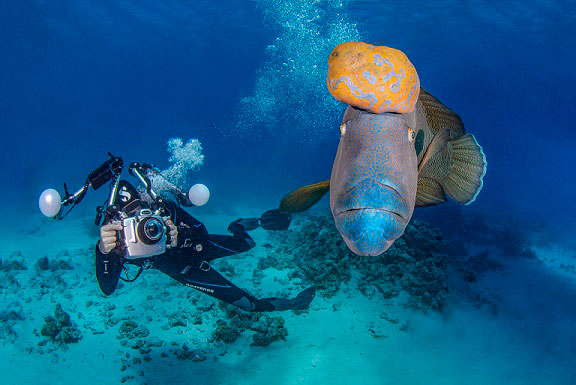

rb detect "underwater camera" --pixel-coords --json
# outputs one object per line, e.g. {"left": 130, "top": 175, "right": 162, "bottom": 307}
{"left": 37, "top": 153, "right": 211, "bottom": 293}
{"left": 115, "top": 208, "right": 167, "bottom": 259}
{"left": 38, "top": 152, "right": 211, "bottom": 258}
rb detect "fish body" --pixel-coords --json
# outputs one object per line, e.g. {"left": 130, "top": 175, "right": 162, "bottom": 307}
{"left": 279, "top": 42, "right": 486, "bottom": 257}
{"left": 330, "top": 106, "right": 418, "bottom": 256}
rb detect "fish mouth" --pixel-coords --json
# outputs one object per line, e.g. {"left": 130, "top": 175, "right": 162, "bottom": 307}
{"left": 333, "top": 181, "right": 410, "bottom": 223}
{"left": 337, "top": 207, "right": 408, "bottom": 223}
{"left": 333, "top": 208, "right": 407, "bottom": 256}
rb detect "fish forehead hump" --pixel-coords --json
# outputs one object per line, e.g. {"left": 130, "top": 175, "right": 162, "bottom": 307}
{"left": 337, "top": 109, "right": 417, "bottom": 186}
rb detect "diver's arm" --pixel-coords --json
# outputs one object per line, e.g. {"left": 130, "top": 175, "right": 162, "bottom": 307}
{"left": 163, "top": 200, "right": 209, "bottom": 248}
{"left": 94, "top": 240, "right": 125, "bottom": 295}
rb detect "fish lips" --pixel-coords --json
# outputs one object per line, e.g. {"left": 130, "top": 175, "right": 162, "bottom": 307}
{"left": 332, "top": 184, "right": 411, "bottom": 256}
{"left": 334, "top": 208, "right": 408, "bottom": 256}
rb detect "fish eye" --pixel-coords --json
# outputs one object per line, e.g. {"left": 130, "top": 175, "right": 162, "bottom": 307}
{"left": 340, "top": 123, "right": 347, "bottom": 137}
{"left": 407, "top": 127, "right": 415, "bottom": 142}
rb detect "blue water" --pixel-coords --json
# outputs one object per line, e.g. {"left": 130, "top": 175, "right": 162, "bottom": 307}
{"left": 3, "top": 1, "right": 575, "bottom": 224}
{"left": 2, "top": 1, "right": 576, "bottom": 384}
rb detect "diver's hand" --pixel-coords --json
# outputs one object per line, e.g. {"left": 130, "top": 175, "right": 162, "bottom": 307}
{"left": 99, "top": 223, "right": 123, "bottom": 254}
{"left": 165, "top": 219, "right": 178, "bottom": 248}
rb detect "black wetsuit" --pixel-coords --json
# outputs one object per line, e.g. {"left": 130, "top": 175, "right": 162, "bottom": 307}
{"left": 95, "top": 199, "right": 312, "bottom": 312}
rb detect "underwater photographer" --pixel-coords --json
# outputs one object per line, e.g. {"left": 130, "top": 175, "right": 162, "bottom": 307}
{"left": 39, "top": 154, "right": 315, "bottom": 313}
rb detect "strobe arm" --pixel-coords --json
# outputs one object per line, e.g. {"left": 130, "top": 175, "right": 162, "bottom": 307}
{"left": 129, "top": 162, "right": 160, "bottom": 203}
{"left": 88, "top": 153, "right": 124, "bottom": 190}
{"left": 140, "top": 166, "right": 194, "bottom": 207}
{"left": 61, "top": 182, "right": 90, "bottom": 207}
{"left": 65, "top": 153, "right": 123, "bottom": 206}
{"left": 39, "top": 154, "right": 124, "bottom": 219}
{"left": 129, "top": 162, "right": 197, "bottom": 208}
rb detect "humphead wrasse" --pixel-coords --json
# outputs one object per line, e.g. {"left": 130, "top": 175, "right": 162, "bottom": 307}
{"left": 280, "top": 42, "right": 487, "bottom": 257}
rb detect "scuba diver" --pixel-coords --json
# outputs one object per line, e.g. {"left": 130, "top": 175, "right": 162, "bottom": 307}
{"left": 39, "top": 154, "right": 315, "bottom": 313}
{"left": 96, "top": 180, "right": 315, "bottom": 312}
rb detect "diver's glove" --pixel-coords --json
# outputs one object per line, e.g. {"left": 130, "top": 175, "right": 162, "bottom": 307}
{"left": 263, "top": 286, "right": 316, "bottom": 311}
{"left": 164, "top": 218, "right": 178, "bottom": 249}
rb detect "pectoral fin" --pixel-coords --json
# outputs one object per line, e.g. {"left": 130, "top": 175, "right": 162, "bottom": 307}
{"left": 279, "top": 180, "right": 330, "bottom": 213}
{"left": 443, "top": 134, "right": 487, "bottom": 204}
{"left": 415, "top": 177, "right": 447, "bottom": 207}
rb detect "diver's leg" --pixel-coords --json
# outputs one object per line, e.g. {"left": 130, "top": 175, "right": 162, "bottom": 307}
{"left": 163, "top": 263, "right": 315, "bottom": 312}
{"left": 203, "top": 233, "right": 255, "bottom": 262}
{"left": 165, "top": 264, "right": 273, "bottom": 311}
{"left": 201, "top": 213, "right": 291, "bottom": 262}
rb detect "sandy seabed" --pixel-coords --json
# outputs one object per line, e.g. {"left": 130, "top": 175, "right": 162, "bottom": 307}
{"left": 1, "top": 210, "right": 576, "bottom": 385}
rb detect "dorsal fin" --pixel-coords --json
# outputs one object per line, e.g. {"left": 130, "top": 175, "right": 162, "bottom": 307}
{"left": 419, "top": 88, "right": 466, "bottom": 139}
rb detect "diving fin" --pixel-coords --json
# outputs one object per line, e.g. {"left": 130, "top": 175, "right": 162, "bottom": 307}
{"left": 264, "top": 286, "right": 316, "bottom": 311}
{"left": 228, "top": 217, "right": 260, "bottom": 233}
{"left": 260, "top": 209, "right": 292, "bottom": 231}
{"left": 279, "top": 180, "right": 330, "bottom": 213}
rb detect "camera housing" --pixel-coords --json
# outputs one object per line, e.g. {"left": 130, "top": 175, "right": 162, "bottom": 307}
{"left": 119, "top": 209, "right": 167, "bottom": 259}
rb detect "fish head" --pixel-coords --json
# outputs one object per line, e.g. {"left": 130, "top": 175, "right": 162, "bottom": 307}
{"left": 330, "top": 107, "right": 418, "bottom": 256}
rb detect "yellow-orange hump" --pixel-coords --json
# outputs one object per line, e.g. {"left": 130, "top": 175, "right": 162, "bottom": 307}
{"left": 327, "top": 42, "right": 420, "bottom": 114}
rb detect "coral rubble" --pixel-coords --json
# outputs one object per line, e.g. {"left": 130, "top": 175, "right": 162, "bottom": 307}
{"left": 211, "top": 304, "right": 288, "bottom": 346}
{"left": 266, "top": 211, "right": 504, "bottom": 313}
{"left": 40, "top": 303, "right": 83, "bottom": 344}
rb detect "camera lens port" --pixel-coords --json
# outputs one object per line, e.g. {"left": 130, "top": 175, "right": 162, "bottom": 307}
{"left": 138, "top": 217, "right": 164, "bottom": 245}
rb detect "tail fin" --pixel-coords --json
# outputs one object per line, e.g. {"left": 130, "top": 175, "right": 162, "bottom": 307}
{"left": 279, "top": 180, "right": 330, "bottom": 213}
{"left": 442, "top": 134, "right": 487, "bottom": 204}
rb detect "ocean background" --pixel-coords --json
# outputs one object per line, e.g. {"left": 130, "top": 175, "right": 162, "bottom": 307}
{"left": 1, "top": 1, "right": 575, "bottom": 384}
